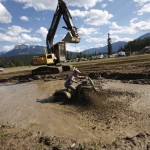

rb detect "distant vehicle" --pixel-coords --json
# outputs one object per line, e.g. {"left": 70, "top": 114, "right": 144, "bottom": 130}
{"left": 97, "top": 55, "right": 104, "bottom": 59}
{"left": 143, "top": 46, "right": 150, "bottom": 53}
{"left": 0, "top": 67, "right": 4, "bottom": 72}
{"left": 117, "top": 51, "right": 126, "bottom": 57}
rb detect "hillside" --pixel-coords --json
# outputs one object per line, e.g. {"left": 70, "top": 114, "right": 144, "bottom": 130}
{"left": 1, "top": 44, "right": 45, "bottom": 57}
{"left": 83, "top": 41, "right": 127, "bottom": 54}
{"left": 137, "top": 33, "right": 150, "bottom": 40}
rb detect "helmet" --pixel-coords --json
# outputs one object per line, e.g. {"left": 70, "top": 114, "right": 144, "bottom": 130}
{"left": 73, "top": 67, "right": 81, "bottom": 74}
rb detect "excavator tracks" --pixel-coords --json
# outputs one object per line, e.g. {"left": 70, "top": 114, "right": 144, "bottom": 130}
{"left": 32, "top": 66, "right": 63, "bottom": 75}
{"left": 32, "top": 65, "right": 72, "bottom": 75}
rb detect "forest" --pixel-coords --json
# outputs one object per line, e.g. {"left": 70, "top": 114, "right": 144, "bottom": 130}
{"left": 118, "top": 37, "right": 150, "bottom": 53}
{"left": 0, "top": 55, "right": 33, "bottom": 68}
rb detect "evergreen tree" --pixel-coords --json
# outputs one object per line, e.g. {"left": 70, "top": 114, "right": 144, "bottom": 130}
{"left": 107, "top": 33, "right": 112, "bottom": 55}
{"left": 66, "top": 51, "right": 69, "bottom": 60}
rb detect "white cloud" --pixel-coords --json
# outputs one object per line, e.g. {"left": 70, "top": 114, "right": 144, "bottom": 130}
{"left": 134, "top": 0, "right": 150, "bottom": 15}
{"left": 110, "top": 35, "right": 133, "bottom": 42}
{"left": 78, "top": 27, "right": 99, "bottom": 36}
{"left": 7, "top": 25, "right": 31, "bottom": 36}
{"left": 66, "top": 44, "right": 81, "bottom": 52}
{"left": 0, "top": 33, "right": 18, "bottom": 42}
{"left": 0, "top": 3, "right": 12, "bottom": 23}
{"left": 134, "top": 0, "right": 150, "bottom": 5}
{"left": 101, "top": 3, "right": 107, "bottom": 8}
{"left": 69, "top": 9, "right": 88, "bottom": 18}
{"left": 70, "top": 9, "right": 113, "bottom": 26}
{"left": 137, "top": 3, "right": 150, "bottom": 15}
{"left": 86, "top": 37, "right": 106, "bottom": 43}
{"left": 130, "top": 20, "right": 150, "bottom": 31}
{"left": 65, "top": 0, "right": 103, "bottom": 10}
{"left": 130, "top": 18, "right": 138, "bottom": 23}
{"left": 109, "top": 20, "right": 150, "bottom": 35}
{"left": 85, "top": 10, "right": 113, "bottom": 26}
{"left": 110, "top": 22, "right": 122, "bottom": 30}
{"left": 85, "top": 34, "right": 132, "bottom": 45}
{"left": 14, "top": 0, "right": 57, "bottom": 11}
{"left": 35, "top": 18, "right": 41, "bottom": 21}
{"left": 96, "top": 43, "right": 104, "bottom": 47}
{"left": 19, "top": 34, "right": 42, "bottom": 43}
{"left": 110, "top": 22, "right": 136, "bottom": 35}
{"left": 1, "top": 45, "right": 15, "bottom": 52}
{"left": 14, "top": 0, "right": 103, "bottom": 11}
{"left": 0, "top": 25, "right": 42, "bottom": 43}
{"left": 0, "top": 32, "right": 42, "bottom": 43}
{"left": 36, "top": 27, "right": 48, "bottom": 39}
{"left": 20, "top": 16, "right": 29, "bottom": 21}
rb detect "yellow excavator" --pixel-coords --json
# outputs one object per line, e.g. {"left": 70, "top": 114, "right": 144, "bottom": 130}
{"left": 32, "top": 0, "right": 80, "bottom": 75}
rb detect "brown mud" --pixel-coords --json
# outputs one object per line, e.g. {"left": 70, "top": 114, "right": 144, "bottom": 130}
{"left": 0, "top": 55, "right": 150, "bottom": 149}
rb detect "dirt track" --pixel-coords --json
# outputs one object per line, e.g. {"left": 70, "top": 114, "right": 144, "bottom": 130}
{"left": 0, "top": 54, "right": 150, "bottom": 149}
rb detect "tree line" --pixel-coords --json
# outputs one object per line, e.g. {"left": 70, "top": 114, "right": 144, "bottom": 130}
{"left": 66, "top": 51, "right": 102, "bottom": 60}
{"left": 0, "top": 55, "right": 33, "bottom": 68}
{"left": 118, "top": 37, "right": 150, "bottom": 53}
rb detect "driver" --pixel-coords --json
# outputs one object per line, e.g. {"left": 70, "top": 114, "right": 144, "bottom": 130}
{"left": 64, "top": 67, "right": 86, "bottom": 92}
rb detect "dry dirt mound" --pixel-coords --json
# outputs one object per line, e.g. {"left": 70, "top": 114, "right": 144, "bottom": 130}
{"left": 1, "top": 124, "right": 149, "bottom": 150}
{"left": 103, "top": 132, "right": 150, "bottom": 150}
{"left": 88, "top": 72, "right": 150, "bottom": 84}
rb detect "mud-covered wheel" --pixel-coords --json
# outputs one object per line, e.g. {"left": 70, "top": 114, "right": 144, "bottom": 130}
{"left": 74, "top": 87, "right": 92, "bottom": 106}
{"left": 53, "top": 90, "right": 71, "bottom": 102}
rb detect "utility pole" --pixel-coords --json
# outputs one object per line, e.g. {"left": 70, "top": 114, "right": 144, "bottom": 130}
{"left": 107, "top": 33, "right": 112, "bottom": 55}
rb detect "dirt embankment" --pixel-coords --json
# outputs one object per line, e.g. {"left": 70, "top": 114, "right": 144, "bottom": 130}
{"left": 1, "top": 124, "right": 150, "bottom": 150}
{"left": 0, "top": 63, "right": 150, "bottom": 84}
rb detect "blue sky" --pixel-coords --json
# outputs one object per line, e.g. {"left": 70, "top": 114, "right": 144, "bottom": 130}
{"left": 0, "top": 0, "right": 150, "bottom": 52}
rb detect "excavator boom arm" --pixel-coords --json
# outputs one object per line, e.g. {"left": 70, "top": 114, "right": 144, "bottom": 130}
{"left": 46, "top": 3, "right": 61, "bottom": 54}
{"left": 46, "top": 0, "right": 80, "bottom": 54}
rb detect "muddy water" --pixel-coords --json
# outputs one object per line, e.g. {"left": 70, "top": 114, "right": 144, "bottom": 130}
{"left": 103, "top": 81, "right": 150, "bottom": 112}
{"left": 0, "top": 80, "right": 150, "bottom": 143}
{"left": 0, "top": 81, "right": 101, "bottom": 142}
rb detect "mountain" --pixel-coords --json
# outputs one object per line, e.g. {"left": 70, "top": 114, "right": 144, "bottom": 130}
{"left": 83, "top": 41, "right": 127, "bottom": 54}
{"left": 1, "top": 44, "right": 45, "bottom": 57}
{"left": 137, "top": 33, "right": 150, "bottom": 40}
{"left": 1, "top": 33, "right": 149, "bottom": 57}
{"left": 0, "top": 51, "right": 5, "bottom": 56}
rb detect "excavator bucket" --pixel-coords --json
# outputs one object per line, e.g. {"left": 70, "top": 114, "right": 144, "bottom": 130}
{"left": 62, "top": 32, "right": 80, "bottom": 43}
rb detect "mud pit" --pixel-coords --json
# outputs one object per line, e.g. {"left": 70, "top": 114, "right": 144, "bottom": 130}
{"left": 0, "top": 55, "right": 150, "bottom": 149}
{"left": 0, "top": 78, "right": 150, "bottom": 149}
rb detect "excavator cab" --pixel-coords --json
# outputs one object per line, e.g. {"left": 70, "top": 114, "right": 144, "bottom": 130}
{"left": 53, "top": 42, "right": 66, "bottom": 62}
{"left": 32, "top": 42, "right": 71, "bottom": 74}
{"left": 33, "top": 42, "right": 66, "bottom": 66}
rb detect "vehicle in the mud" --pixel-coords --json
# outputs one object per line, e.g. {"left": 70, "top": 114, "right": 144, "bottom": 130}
{"left": 53, "top": 77, "right": 100, "bottom": 104}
